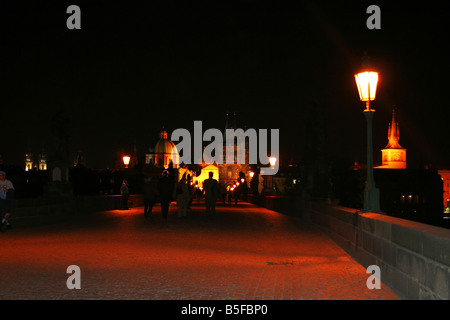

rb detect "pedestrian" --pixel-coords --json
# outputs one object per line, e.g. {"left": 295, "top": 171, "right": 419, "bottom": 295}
{"left": 186, "top": 174, "right": 194, "bottom": 209}
{"left": 173, "top": 176, "right": 190, "bottom": 218}
{"left": 120, "top": 179, "right": 129, "bottom": 210}
{"left": 143, "top": 175, "right": 156, "bottom": 218}
{"left": 234, "top": 184, "right": 240, "bottom": 205}
{"left": 203, "top": 172, "right": 219, "bottom": 216}
{"left": 227, "top": 188, "right": 232, "bottom": 204}
{"left": 0, "top": 171, "right": 14, "bottom": 232}
{"left": 157, "top": 170, "right": 172, "bottom": 219}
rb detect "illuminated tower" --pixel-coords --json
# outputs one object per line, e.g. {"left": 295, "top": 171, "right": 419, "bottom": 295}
{"left": 379, "top": 107, "right": 406, "bottom": 169}
{"left": 219, "top": 111, "right": 250, "bottom": 190}
{"left": 38, "top": 149, "right": 48, "bottom": 170}
{"left": 25, "top": 153, "right": 33, "bottom": 171}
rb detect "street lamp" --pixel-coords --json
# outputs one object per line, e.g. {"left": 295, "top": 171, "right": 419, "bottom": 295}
{"left": 354, "top": 54, "right": 380, "bottom": 213}
{"left": 123, "top": 155, "right": 130, "bottom": 169}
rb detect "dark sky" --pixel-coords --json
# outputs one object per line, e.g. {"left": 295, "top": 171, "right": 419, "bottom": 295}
{"left": 1, "top": 0, "right": 450, "bottom": 169}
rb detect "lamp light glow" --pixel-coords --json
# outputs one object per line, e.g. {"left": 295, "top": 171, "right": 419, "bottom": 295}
{"left": 355, "top": 71, "right": 379, "bottom": 103}
{"left": 269, "top": 157, "right": 277, "bottom": 167}
{"left": 123, "top": 156, "right": 131, "bottom": 168}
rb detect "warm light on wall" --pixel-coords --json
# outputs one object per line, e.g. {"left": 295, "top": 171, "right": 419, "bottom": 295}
{"left": 355, "top": 71, "right": 379, "bottom": 102}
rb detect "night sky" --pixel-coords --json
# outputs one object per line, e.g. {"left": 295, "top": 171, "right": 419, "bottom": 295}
{"left": 2, "top": 0, "right": 449, "bottom": 170}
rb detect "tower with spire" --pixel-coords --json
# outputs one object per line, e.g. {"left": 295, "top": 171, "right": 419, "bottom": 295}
{"left": 219, "top": 111, "right": 251, "bottom": 191}
{"left": 378, "top": 107, "right": 407, "bottom": 169}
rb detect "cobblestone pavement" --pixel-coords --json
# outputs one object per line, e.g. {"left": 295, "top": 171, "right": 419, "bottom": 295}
{"left": 0, "top": 200, "right": 399, "bottom": 300}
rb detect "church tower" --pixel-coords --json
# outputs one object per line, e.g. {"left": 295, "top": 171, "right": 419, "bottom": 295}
{"left": 378, "top": 107, "right": 406, "bottom": 169}
{"left": 219, "top": 111, "right": 250, "bottom": 190}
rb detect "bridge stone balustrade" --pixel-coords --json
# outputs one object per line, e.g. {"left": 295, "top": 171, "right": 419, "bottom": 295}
{"left": 248, "top": 195, "right": 450, "bottom": 300}
{"left": 9, "top": 194, "right": 144, "bottom": 228}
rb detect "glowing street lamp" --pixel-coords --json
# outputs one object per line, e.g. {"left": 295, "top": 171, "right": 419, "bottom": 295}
{"left": 354, "top": 53, "right": 380, "bottom": 213}
{"left": 249, "top": 171, "right": 255, "bottom": 178}
{"left": 123, "top": 156, "right": 131, "bottom": 169}
{"left": 355, "top": 71, "right": 379, "bottom": 109}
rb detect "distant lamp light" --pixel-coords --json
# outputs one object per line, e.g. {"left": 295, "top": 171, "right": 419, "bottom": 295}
{"left": 269, "top": 157, "right": 277, "bottom": 167}
{"left": 240, "top": 178, "right": 244, "bottom": 183}
{"left": 123, "top": 156, "right": 131, "bottom": 168}
{"left": 249, "top": 171, "right": 255, "bottom": 178}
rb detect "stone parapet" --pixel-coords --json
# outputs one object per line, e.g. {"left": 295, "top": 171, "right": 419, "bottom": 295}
{"left": 249, "top": 195, "right": 450, "bottom": 300}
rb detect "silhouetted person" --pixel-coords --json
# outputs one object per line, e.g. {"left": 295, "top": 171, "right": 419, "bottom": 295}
{"left": 173, "top": 176, "right": 190, "bottom": 218}
{"left": 157, "top": 171, "right": 172, "bottom": 219}
{"left": 203, "top": 172, "right": 219, "bottom": 216}
{"left": 0, "top": 171, "right": 14, "bottom": 232}
{"left": 227, "top": 189, "right": 232, "bottom": 204}
{"left": 120, "top": 179, "right": 129, "bottom": 210}
{"left": 186, "top": 174, "right": 194, "bottom": 209}
{"left": 234, "top": 184, "right": 241, "bottom": 205}
{"left": 143, "top": 176, "right": 156, "bottom": 218}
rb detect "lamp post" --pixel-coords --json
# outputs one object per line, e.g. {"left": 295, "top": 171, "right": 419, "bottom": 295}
{"left": 267, "top": 157, "right": 277, "bottom": 192}
{"left": 122, "top": 155, "right": 130, "bottom": 169}
{"left": 354, "top": 55, "right": 380, "bottom": 213}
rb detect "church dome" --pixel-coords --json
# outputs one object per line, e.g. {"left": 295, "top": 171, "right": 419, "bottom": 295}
{"left": 154, "top": 138, "right": 178, "bottom": 154}
{"left": 149, "top": 128, "right": 178, "bottom": 155}
{"left": 146, "top": 128, "right": 179, "bottom": 168}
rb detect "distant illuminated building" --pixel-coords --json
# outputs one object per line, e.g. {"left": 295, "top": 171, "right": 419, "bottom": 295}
{"left": 25, "top": 153, "right": 33, "bottom": 171}
{"left": 74, "top": 150, "right": 86, "bottom": 167}
{"left": 25, "top": 149, "right": 48, "bottom": 171}
{"left": 438, "top": 170, "right": 450, "bottom": 210}
{"left": 376, "top": 107, "right": 406, "bottom": 169}
{"left": 145, "top": 127, "right": 179, "bottom": 168}
{"left": 38, "top": 151, "right": 48, "bottom": 170}
{"left": 218, "top": 112, "right": 251, "bottom": 191}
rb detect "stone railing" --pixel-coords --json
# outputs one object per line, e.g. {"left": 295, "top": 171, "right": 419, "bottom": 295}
{"left": 10, "top": 194, "right": 144, "bottom": 228}
{"left": 250, "top": 195, "right": 450, "bottom": 300}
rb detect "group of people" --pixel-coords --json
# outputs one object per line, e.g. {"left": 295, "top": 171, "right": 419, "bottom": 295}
{"left": 0, "top": 168, "right": 224, "bottom": 231}
{"left": 142, "top": 170, "right": 220, "bottom": 219}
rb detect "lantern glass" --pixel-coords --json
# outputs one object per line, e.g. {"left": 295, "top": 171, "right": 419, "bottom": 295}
{"left": 123, "top": 156, "right": 130, "bottom": 166}
{"left": 355, "top": 71, "right": 378, "bottom": 101}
